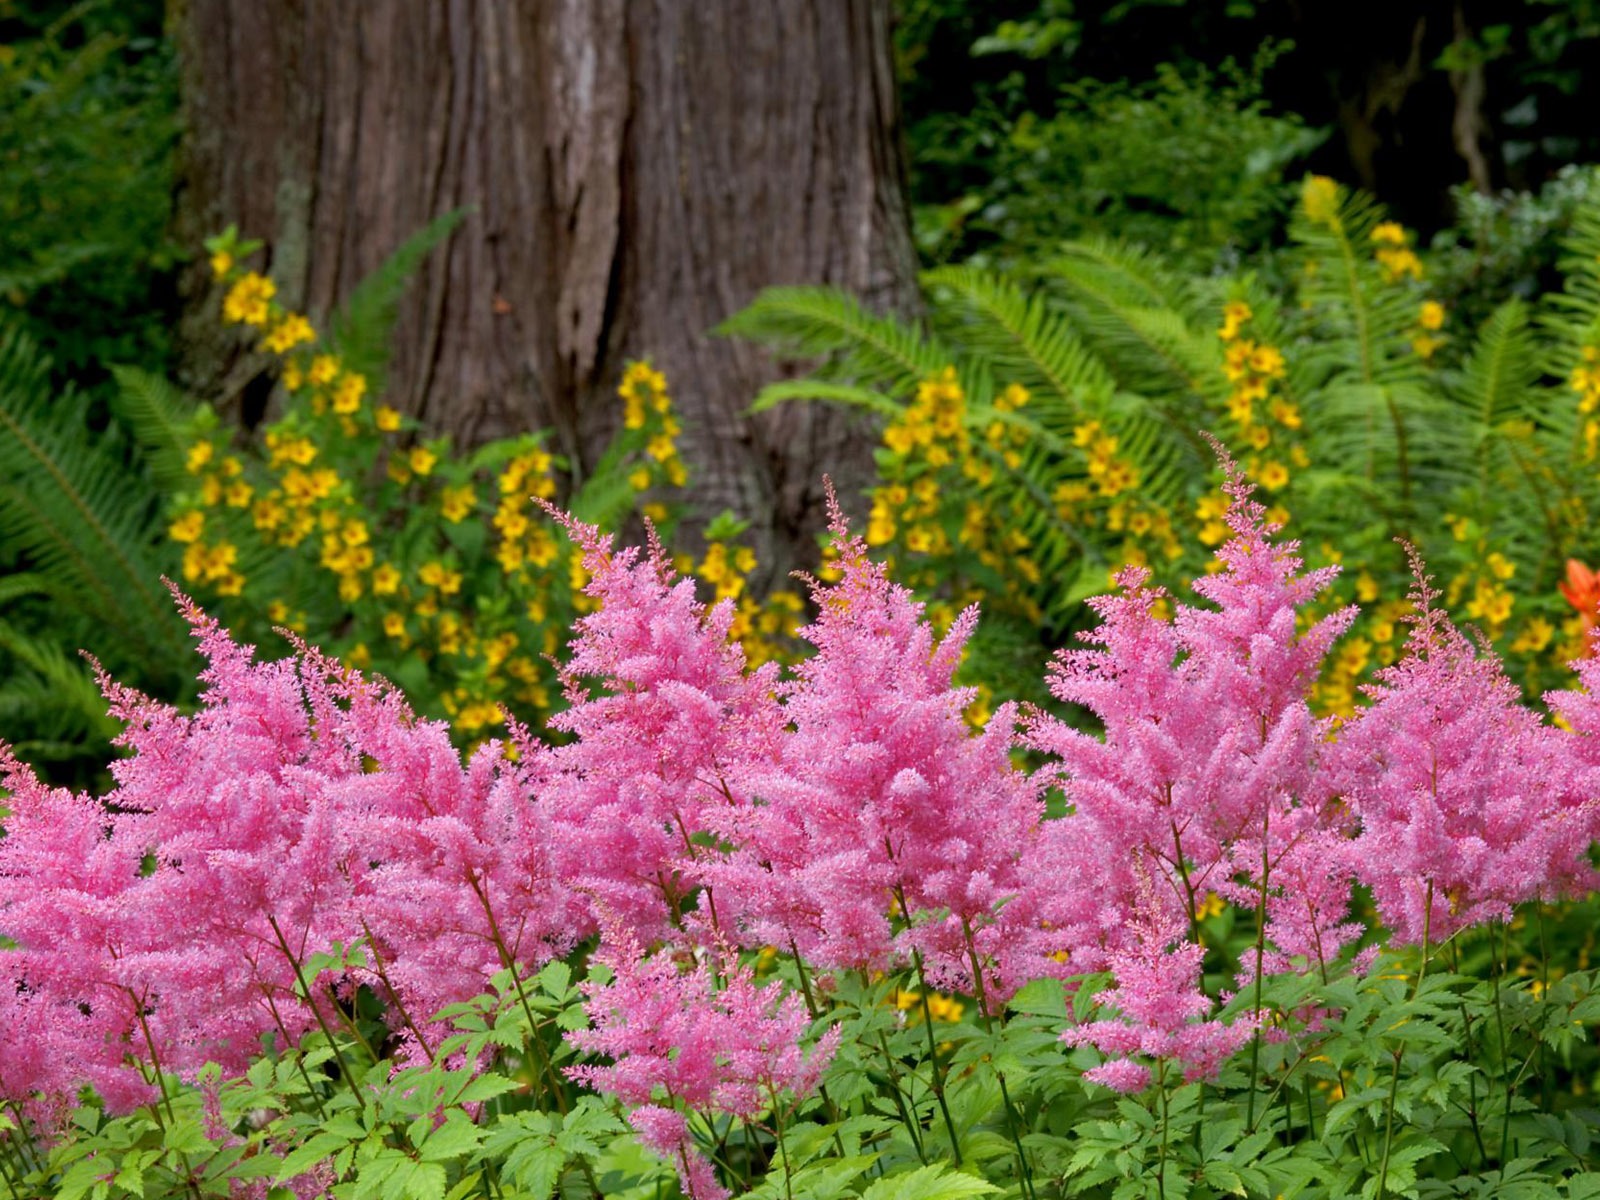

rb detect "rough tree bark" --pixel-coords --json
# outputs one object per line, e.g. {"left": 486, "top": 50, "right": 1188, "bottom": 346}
{"left": 172, "top": 0, "right": 918, "bottom": 576}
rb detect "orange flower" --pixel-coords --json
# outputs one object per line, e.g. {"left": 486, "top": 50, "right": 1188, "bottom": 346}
{"left": 1559, "top": 558, "right": 1600, "bottom": 633}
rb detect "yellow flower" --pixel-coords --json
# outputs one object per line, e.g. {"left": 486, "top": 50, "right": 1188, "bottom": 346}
{"left": 382, "top": 612, "right": 407, "bottom": 639}
{"left": 1259, "top": 461, "right": 1289, "bottom": 490}
{"left": 168, "top": 510, "right": 205, "bottom": 543}
{"left": 372, "top": 562, "right": 401, "bottom": 595}
{"left": 283, "top": 361, "right": 304, "bottom": 391}
{"left": 186, "top": 441, "right": 214, "bottom": 474}
{"left": 440, "top": 484, "right": 476, "bottom": 523}
{"left": 628, "top": 466, "right": 652, "bottom": 491}
{"left": 200, "top": 476, "right": 224, "bottom": 507}
{"left": 1301, "top": 175, "right": 1340, "bottom": 227}
{"left": 1419, "top": 300, "right": 1446, "bottom": 330}
{"left": 408, "top": 446, "right": 438, "bottom": 476}
{"left": 1218, "top": 300, "right": 1253, "bottom": 341}
{"left": 209, "top": 250, "right": 233, "bottom": 278}
{"left": 332, "top": 373, "right": 367, "bottom": 415}
{"left": 419, "top": 561, "right": 463, "bottom": 594}
{"left": 1370, "top": 221, "right": 1407, "bottom": 246}
{"left": 224, "top": 479, "right": 254, "bottom": 508}
{"left": 375, "top": 405, "right": 402, "bottom": 432}
{"left": 308, "top": 355, "right": 340, "bottom": 386}
{"left": 221, "top": 273, "right": 275, "bottom": 326}
{"left": 261, "top": 313, "right": 315, "bottom": 354}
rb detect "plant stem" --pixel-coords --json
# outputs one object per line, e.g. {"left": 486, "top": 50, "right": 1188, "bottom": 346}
{"left": 1376, "top": 881, "right": 1432, "bottom": 1200}
{"left": 906, "top": 945, "right": 963, "bottom": 1165}
{"left": 1245, "top": 805, "right": 1271, "bottom": 1129}
{"left": 874, "top": 1031, "right": 926, "bottom": 1163}
{"left": 960, "top": 918, "right": 1035, "bottom": 1200}
{"left": 266, "top": 914, "right": 360, "bottom": 1103}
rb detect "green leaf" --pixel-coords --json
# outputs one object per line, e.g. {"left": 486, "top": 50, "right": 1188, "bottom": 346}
{"left": 858, "top": 1163, "right": 998, "bottom": 1200}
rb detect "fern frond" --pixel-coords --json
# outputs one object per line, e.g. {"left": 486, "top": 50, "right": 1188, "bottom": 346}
{"left": 920, "top": 264, "right": 1116, "bottom": 411}
{"left": 0, "top": 324, "right": 187, "bottom": 666}
{"left": 718, "top": 287, "right": 948, "bottom": 397}
{"left": 107, "top": 366, "right": 199, "bottom": 494}
{"left": 1041, "top": 240, "right": 1222, "bottom": 406}
{"left": 748, "top": 380, "right": 901, "bottom": 419}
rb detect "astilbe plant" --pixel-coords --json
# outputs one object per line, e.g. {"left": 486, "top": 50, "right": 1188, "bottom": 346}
{"left": 567, "top": 915, "right": 838, "bottom": 1200}
{"left": 1024, "top": 459, "right": 1359, "bottom": 1089}
{"left": 5, "top": 467, "right": 1600, "bottom": 1200}
{"left": 1335, "top": 558, "right": 1600, "bottom": 948}
{"left": 540, "top": 511, "right": 785, "bottom": 944}
{"left": 707, "top": 491, "right": 1044, "bottom": 1003}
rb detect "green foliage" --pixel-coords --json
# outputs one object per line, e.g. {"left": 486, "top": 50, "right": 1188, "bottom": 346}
{"left": 0, "top": 0, "right": 177, "bottom": 379}
{"left": 0, "top": 322, "right": 190, "bottom": 780}
{"left": 727, "top": 174, "right": 1600, "bottom": 710}
{"left": 7, "top": 900, "right": 1597, "bottom": 1199}
{"left": 917, "top": 54, "right": 1324, "bottom": 269}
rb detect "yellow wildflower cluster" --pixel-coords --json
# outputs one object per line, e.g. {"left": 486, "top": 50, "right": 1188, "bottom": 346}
{"left": 1436, "top": 522, "right": 1517, "bottom": 641}
{"left": 890, "top": 988, "right": 965, "bottom": 1024}
{"left": 694, "top": 535, "right": 805, "bottom": 667}
{"left": 884, "top": 366, "right": 968, "bottom": 468}
{"left": 1071, "top": 419, "right": 1137, "bottom": 498}
{"left": 1313, "top": 591, "right": 1412, "bottom": 718}
{"left": 619, "top": 362, "right": 688, "bottom": 487}
{"left": 493, "top": 448, "right": 561, "bottom": 578}
{"left": 1370, "top": 221, "right": 1424, "bottom": 284}
{"left": 1569, "top": 345, "right": 1600, "bottom": 459}
{"left": 1216, "top": 299, "right": 1306, "bottom": 507}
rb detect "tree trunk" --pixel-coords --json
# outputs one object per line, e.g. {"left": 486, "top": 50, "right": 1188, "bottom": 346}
{"left": 171, "top": 0, "right": 917, "bottom": 577}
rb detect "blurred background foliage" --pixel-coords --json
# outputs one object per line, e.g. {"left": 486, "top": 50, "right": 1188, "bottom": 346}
{"left": 7, "top": 0, "right": 1600, "bottom": 784}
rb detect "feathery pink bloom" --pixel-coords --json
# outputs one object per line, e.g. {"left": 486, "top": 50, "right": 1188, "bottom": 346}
{"left": 566, "top": 917, "right": 836, "bottom": 1200}
{"left": 543, "top": 513, "right": 785, "bottom": 943}
{"left": 707, "top": 494, "right": 1043, "bottom": 998}
{"left": 1337, "top": 564, "right": 1598, "bottom": 944}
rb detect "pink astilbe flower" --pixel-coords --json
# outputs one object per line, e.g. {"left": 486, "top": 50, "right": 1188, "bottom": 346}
{"left": 1026, "top": 463, "right": 1358, "bottom": 971}
{"left": 1026, "top": 459, "right": 1356, "bottom": 1077}
{"left": 1336, "top": 561, "right": 1599, "bottom": 945}
{"left": 566, "top": 918, "right": 837, "bottom": 1200}
{"left": 543, "top": 513, "right": 785, "bottom": 942}
{"left": 1063, "top": 875, "right": 1256, "bottom": 1093}
{"left": 289, "top": 642, "right": 580, "bottom": 1061}
{"left": 709, "top": 494, "right": 1044, "bottom": 996}
{"left": 0, "top": 754, "right": 153, "bottom": 1115}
